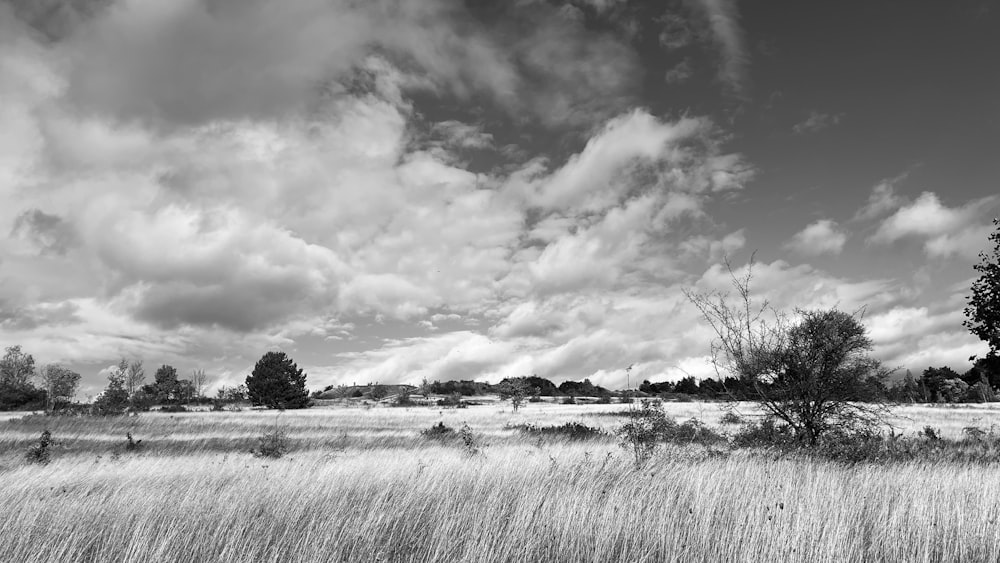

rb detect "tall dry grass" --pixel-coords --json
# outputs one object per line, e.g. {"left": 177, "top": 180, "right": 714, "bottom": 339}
{"left": 1, "top": 403, "right": 999, "bottom": 562}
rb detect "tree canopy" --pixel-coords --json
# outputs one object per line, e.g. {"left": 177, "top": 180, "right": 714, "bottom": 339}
{"left": 246, "top": 351, "right": 310, "bottom": 409}
{"left": 965, "top": 218, "right": 1000, "bottom": 359}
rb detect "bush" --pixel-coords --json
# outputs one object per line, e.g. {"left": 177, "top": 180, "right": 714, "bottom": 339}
{"left": 436, "top": 393, "right": 466, "bottom": 408}
{"left": 666, "top": 418, "right": 727, "bottom": 446}
{"left": 393, "top": 393, "right": 413, "bottom": 407}
{"left": 25, "top": 430, "right": 53, "bottom": 465}
{"left": 125, "top": 432, "right": 144, "bottom": 452}
{"left": 616, "top": 400, "right": 675, "bottom": 466}
{"left": 719, "top": 411, "right": 743, "bottom": 425}
{"left": 421, "top": 421, "right": 454, "bottom": 439}
{"left": 253, "top": 425, "right": 288, "bottom": 459}
{"left": 160, "top": 404, "right": 188, "bottom": 413}
{"left": 458, "top": 423, "right": 479, "bottom": 456}
{"left": 510, "top": 422, "right": 606, "bottom": 440}
{"left": 561, "top": 397, "right": 576, "bottom": 405}
{"left": 731, "top": 417, "right": 797, "bottom": 449}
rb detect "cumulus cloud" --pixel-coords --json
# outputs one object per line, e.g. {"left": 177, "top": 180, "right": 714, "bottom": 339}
{"left": 869, "top": 192, "right": 998, "bottom": 259}
{"left": 784, "top": 219, "right": 848, "bottom": 256}
{"left": 854, "top": 175, "right": 906, "bottom": 221}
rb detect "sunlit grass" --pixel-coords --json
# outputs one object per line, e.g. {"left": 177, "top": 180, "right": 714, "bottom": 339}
{"left": 2, "top": 401, "right": 1000, "bottom": 562}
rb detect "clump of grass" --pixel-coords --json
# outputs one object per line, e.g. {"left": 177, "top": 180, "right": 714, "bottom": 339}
{"left": 125, "top": 432, "right": 144, "bottom": 452}
{"left": 509, "top": 422, "right": 606, "bottom": 440}
{"left": 25, "top": 430, "right": 53, "bottom": 465}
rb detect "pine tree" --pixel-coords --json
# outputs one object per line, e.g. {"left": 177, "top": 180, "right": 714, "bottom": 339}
{"left": 245, "top": 351, "right": 310, "bottom": 409}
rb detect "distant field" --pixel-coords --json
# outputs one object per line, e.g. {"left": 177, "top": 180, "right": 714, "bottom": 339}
{"left": 2, "top": 401, "right": 1000, "bottom": 562}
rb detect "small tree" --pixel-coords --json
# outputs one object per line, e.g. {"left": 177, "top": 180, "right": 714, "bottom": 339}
{"left": 93, "top": 365, "right": 131, "bottom": 415}
{"left": 497, "top": 377, "right": 531, "bottom": 412}
{"left": 125, "top": 360, "right": 145, "bottom": 399}
{"left": 965, "top": 218, "right": 1000, "bottom": 360}
{"left": 685, "top": 258, "right": 891, "bottom": 445}
{"left": 245, "top": 351, "right": 310, "bottom": 409}
{"left": 191, "top": 369, "right": 210, "bottom": 398}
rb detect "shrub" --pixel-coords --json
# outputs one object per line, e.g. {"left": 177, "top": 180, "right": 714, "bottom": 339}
{"left": 719, "top": 411, "right": 743, "bottom": 425}
{"left": 25, "top": 430, "right": 53, "bottom": 465}
{"left": 510, "top": 422, "right": 606, "bottom": 440}
{"left": 421, "top": 421, "right": 454, "bottom": 439}
{"left": 597, "top": 395, "right": 612, "bottom": 404}
{"left": 160, "top": 404, "right": 188, "bottom": 413}
{"left": 125, "top": 432, "right": 143, "bottom": 452}
{"left": 666, "top": 418, "right": 726, "bottom": 446}
{"left": 393, "top": 393, "right": 413, "bottom": 407}
{"left": 561, "top": 396, "right": 576, "bottom": 405}
{"left": 616, "top": 400, "right": 675, "bottom": 466}
{"left": 458, "top": 423, "right": 479, "bottom": 456}
{"left": 436, "top": 393, "right": 466, "bottom": 408}
{"left": 731, "top": 417, "right": 797, "bottom": 449}
{"left": 528, "top": 396, "right": 544, "bottom": 403}
{"left": 922, "top": 426, "right": 941, "bottom": 441}
{"left": 253, "top": 425, "right": 288, "bottom": 459}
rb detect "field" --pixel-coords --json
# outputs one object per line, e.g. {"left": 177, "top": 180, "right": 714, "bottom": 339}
{"left": 2, "top": 401, "right": 1000, "bottom": 562}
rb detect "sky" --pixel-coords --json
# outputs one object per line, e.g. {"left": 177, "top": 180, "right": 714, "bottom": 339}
{"left": 1, "top": 0, "right": 998, "bottom": 398}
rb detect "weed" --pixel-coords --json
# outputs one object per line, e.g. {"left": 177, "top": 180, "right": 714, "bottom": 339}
{"left": 458, "top": 423, "right": 479, "bottom": 456}
{"left": 253, "top": 420, "right": 288, "bottom": 459}
{"left": 25, "top": 430, "right": 53, "bottom": 465}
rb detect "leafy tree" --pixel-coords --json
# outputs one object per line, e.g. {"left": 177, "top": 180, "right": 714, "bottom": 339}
{"left": 921, "top": 366, "right": 961, "bottom": 402}
{"left": 93, "top": 364, "right": 130, "bottom": 415}
{"left": 965, "top": 218, "right": 1000, "bottom": 359}
{"left": 39, "top": 364, "right": 81, "bottom": 412}
{"left": 497, "top": 377, "right": 532, "bottom": 412}
{"left": 0, "top": 346, "right": 44, "bottom": 411}
{"left": 0, "top": 345, "right": 35, "bottom": 388}
{"left": 686, "top": 259, "right": 891, "bottom": 445}
{"left": 245, "top": 351, "right": 310, "bottom": 409}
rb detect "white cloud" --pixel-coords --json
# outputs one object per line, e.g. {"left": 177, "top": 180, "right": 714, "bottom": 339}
{"left": 854, "top": 174, "right": 906, "bottom": 221}
{"left": 870, "top": 192, "right": 998, "bottom": 259}
{"left": 785, "top": 219, "right": 848, "bottom": 256}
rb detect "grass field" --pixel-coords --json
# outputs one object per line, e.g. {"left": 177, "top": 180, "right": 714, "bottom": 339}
{"left": 2, "top": 401, "right": 1000, "bottom": 562}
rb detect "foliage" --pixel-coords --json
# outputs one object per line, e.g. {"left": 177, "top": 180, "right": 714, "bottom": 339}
{"left": 92, "top": 367, "right": 132, "bottom": 416}
{"left": 719, "top": 411, "right": 743, "bottom": 425}
{"left": 245, "top": 352, "right": 310, "bottom": 409}
{"left": 458, "top": 423, "right": 480, "bottom": 456}
{"left": 497, "top": 377, "right": 532, "bottom": 412}
{"left": 253, "top": 421, "right": 288, "bottom": 458}
{"left": 616, "top": 400, "right": 675, "bottom": 466}
{"left": 510, "top": 422, "right": 606, "bottom": 440}
{"left": 39, "top": 364, "right": 81, "bottom": 413}
{"left": 685, "top": 259, "right": 891, "bottom": 444}
{"left": 964, "top": 218, "right": 1000, "bottom": 359}
{"left": 421, "top": 421, "right": 455, "bottom": 439}
{"left": 25, "top": 430, "right": 53, "bottom": 465}
{"left": 0, "top": 345, "right": 44, "bottom": 411}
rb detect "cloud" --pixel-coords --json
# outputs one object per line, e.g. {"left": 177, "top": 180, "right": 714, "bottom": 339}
{"left": 854, "top": 174, "right": 906, "bottom": 221}
{"left": 12, "top": 209, "right": 77, "bottom": 255}
{"left": 686, "top": 0, "right": 749, "bottom": 97}
{"left": 792, "top": 111, "right": 845, "bottom": 134}
{"left": 664, "top": 59, "right": 693, "bottom": 84}
{"left": 870, "top": 192, "right": 998, "bottom": 259}
{"left": 784, "top": 219, "right": 848, "bottom": 256}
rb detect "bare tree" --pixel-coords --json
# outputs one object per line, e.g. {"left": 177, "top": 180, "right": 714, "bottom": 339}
{"left": 126, "top": 360, "right": 145, "bottom": 398}
{"left": 684, "top": 257, "right": 891, "bottom": 445}
{"left": 191, "top": 369, "right": 210, "bottom": 398}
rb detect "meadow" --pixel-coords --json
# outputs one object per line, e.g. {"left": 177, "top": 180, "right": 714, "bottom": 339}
{"left": 1, "top": 401, "right": 1000, "bottom": 562}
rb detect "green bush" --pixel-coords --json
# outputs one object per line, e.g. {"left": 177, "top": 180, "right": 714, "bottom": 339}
{"left": 253, "top": 425, "right": 288, "bottom": 459}
{"left": 421, "top": 421, "right": 454, "bottom": 439}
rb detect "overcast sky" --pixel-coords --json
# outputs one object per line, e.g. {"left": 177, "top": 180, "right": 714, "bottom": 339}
{"left": 1, "top": 0, "right": 998, "bottom": 397}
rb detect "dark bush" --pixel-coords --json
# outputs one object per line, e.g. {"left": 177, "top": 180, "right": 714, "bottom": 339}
{"left": 160, "top": 404, "right": 188, "bottom": 413}
{"left": 719, "top": 411, "right": 743, "bottom": 425}
{"left": 252, "top": 426, "right": 288, "bottom": 459}
{"left": 510, "top": 422, "right": 606, "bottom": 440}
{"left": 561, "top": 397, "right": 576, "bottom": 405}
{"left": 665, "top": 418, "right": 727, "bottom": 446}
{"left": 421, "top": 421, "right": 454, "bottom": 439}
{"left": 25, "top": 430, "right": 53, "bottom": 465}
{"left": 731, "top": 417, "right": 797, "bottom": 448}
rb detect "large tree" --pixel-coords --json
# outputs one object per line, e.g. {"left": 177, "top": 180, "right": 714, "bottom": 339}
{"left": 0, "top": 345, "right": 35, "bottom": 388}
{"left": 686, "top": 259, "right": 891, "bottom": 445}
{"left": 965, "top": 218, "right": 1000, "bottom": 359}
{"left": 246, "top": 351, "right": 310, "bottom": 409}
